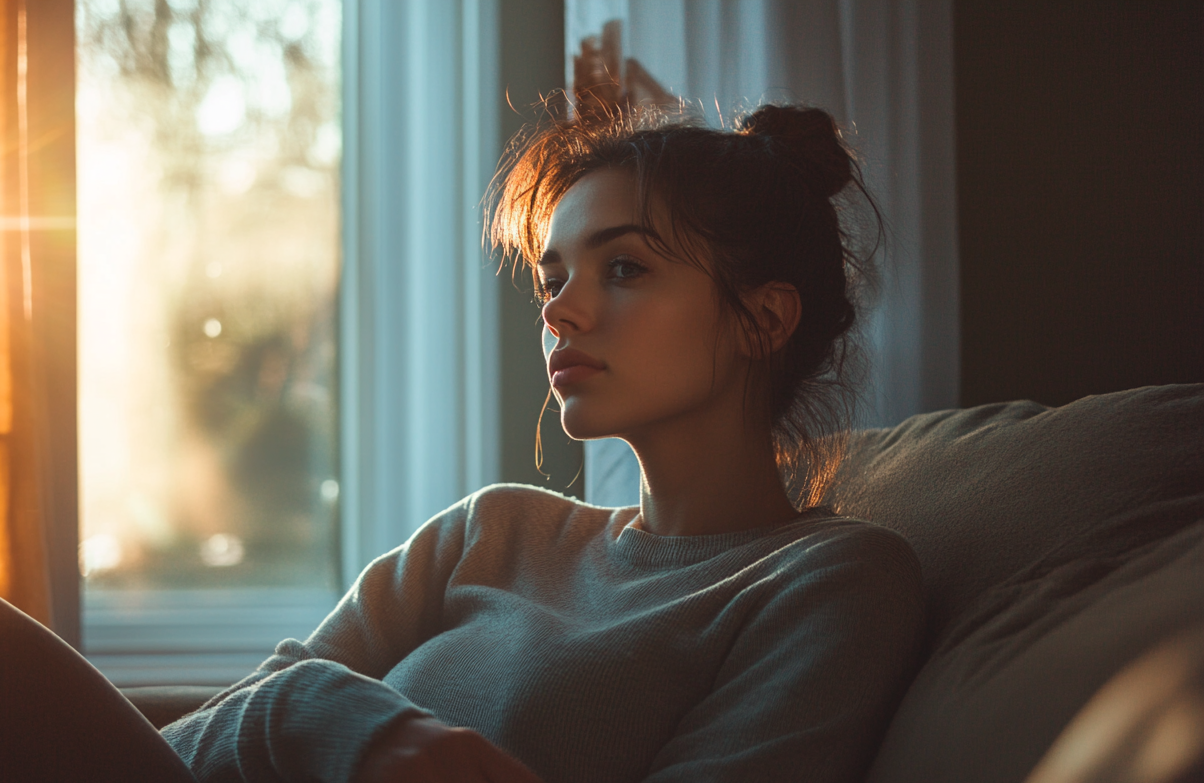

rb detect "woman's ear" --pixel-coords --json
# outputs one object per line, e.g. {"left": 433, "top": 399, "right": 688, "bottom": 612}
{"left": 742, "top": 282, "right": 801, "bottom": 359}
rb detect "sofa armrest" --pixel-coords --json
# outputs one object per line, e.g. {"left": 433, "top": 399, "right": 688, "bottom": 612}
{"left": 121, "top": 685, "right": 226, "bottom": 729}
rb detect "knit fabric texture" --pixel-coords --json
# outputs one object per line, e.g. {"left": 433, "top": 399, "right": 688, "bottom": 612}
{"left": 162, "top": 483, "right": 925, "bottom": 783}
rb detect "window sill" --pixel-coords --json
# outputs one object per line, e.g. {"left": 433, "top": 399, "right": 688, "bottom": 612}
{"left": 84, "top": 587, "right": 338, "bottom": 687}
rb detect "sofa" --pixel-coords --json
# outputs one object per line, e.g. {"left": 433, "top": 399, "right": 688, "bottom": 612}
{"left": 123, "top": 383, "right": 1204, "bottom": 781}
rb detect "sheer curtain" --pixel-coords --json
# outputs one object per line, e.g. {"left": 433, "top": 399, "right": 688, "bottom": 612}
{"left": 565, "top": 0, "right": 959, "bottom": 507}
{"left": 0, "top": 170, "right": 52, "bottom": 628}
{"left": 0, "top": 0, "right": 76, "bottom": 640}
{"left": 341, "top": 0, "right": 502, "bottom": 581}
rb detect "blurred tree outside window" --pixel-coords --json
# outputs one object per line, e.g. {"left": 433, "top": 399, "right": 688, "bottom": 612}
{"left": 76, "top": 0, "right": 342, "bottom": 592}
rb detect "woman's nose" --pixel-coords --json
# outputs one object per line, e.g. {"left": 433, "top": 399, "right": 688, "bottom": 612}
{"left": 541, "top": 279, "right": 594, "bottom": 337}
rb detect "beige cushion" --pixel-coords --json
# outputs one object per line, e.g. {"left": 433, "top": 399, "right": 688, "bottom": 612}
{"left": 868, "top": 519, "right": 1204, "bottom": 782}
{"left": 818, "top": 384, "right": 1204, "bottom": 782}
{"left": 822, "top": 383, "right": 1204, "bottom": 642}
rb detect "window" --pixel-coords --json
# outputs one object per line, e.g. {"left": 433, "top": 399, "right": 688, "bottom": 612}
{"left": 76, "top": 0, "right": 345, "bottom": 684}
{"left": 72, "top": 0, "right": 513, "bottom": 686}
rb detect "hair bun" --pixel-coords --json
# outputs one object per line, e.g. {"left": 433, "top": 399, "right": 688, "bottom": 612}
{"left": 741, "top": 105, "right": 853, "bottom": 199}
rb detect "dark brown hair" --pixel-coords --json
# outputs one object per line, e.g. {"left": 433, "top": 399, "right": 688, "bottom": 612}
{"left": 489, "top": 103, "right": 880, "bottom": 506}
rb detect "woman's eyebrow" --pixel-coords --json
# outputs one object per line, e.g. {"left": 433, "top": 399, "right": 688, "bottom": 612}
{"left": 586, "top": 224, "right": 659, "bottom": 248}
{"left": 539, "top": 224, "right": 662, "bottom": 267}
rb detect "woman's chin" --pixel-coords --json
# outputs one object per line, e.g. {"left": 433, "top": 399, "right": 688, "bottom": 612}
{"left": 558, "top": 403, "right": 624, "bottom": 442}
{"left": 559, "top": 419, "right": 613, "bottom": 442}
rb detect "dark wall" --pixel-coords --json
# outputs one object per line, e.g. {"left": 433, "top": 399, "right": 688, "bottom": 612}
{"left": 496, "top": 0, "right": 584, "bottom": 496}
{"left": 956, "top": 1, "right": 1203, "bottom": 407}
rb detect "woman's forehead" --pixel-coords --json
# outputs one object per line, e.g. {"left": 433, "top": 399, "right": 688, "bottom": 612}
{"left": 544, "top": 169, "right": 643, "bottom": 249}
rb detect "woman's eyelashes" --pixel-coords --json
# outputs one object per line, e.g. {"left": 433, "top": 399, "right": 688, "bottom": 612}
{"left": 538, "top": 255, "right": 648, "bottom": 302}
{"left": 607, "top": 255, "right": 648, "bottom": 280}
{"left": 537, "top": 275, "right": 564, "bottom": 302}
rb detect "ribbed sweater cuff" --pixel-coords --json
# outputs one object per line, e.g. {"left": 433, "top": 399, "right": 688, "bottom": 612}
{"left": 257, "top": 659, "right": 431, "bottom": 782}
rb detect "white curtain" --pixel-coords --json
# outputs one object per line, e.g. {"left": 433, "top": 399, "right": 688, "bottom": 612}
{"left": 565, "top": 0, "right": 960, "bottom": 507}
{"left": 341, "top": 0, "right": 502, "bottom": 583}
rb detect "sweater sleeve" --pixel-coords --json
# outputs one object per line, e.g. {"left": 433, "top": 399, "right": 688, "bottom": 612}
{"left": 642, "top": 524, "right": 926, "bottom": 783}
{"left": 160, "top": 495, "right": 474, "bottom": 783}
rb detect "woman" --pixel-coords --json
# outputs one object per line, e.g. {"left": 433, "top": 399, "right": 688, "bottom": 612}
{"left": 168, "top": 102, "right": 923, "bottom": 782}
{"left": 0, "top": 104, "right": 924, "bottom": 783}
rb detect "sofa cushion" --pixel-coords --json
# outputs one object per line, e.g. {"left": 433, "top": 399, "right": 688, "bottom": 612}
{"left": 865, "top": 517, "right": 1204, "bottom": 783}
{"left": 813, "top": 384, "right": 1204, "bottom": 782}
{"left": 121, "top": 685, "right": 225, "bottom": 730}
{"left": 819, "top": 383, "right": 1204, "bottom": 643}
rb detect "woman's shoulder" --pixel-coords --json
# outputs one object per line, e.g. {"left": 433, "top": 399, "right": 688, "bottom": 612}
{"left": 770, "top": 511, "right": 923, "bottom": 589}
{"left": 802, "top": 511, "right": 916, "bottom": 551}
{"left": 744, "top": 514, "right": 926, "bottom": 650}
{"left": 460, "top": 483, "right": 618, "bottom": 535}
{"left": 465, "top": 482, "right": 590, "bottom": 514}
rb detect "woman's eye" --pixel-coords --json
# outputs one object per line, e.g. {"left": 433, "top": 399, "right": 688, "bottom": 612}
{"left": 608, "top": 256, "right": 647, "bottom": 280}
{"left": 539, "top": 279, "right": 564, "bottom": 300}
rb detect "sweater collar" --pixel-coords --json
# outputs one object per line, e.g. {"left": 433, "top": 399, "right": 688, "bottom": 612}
{"left": 606, "top": 506, "right": 837, "bottom": 567}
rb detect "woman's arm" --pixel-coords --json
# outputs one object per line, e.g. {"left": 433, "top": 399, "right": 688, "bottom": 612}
{"left": 642, "top": 526, "right": 926, "bottom": 783}
{"left": 161, "top": 495, "right": 474, "bottom": 783}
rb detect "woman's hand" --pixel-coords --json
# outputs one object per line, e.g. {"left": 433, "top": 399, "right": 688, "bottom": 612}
{"left": 353, "top": 716, "right": 545, "bottom": 783}
{"left": 572, "top": 19, "right": 677, "bottom": 120}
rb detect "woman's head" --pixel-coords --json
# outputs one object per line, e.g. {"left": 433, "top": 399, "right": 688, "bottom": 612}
{"left": 490, "top": 104, "right": 878, "bottom": 505}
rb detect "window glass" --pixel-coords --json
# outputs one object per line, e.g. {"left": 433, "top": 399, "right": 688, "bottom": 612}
{"left": 76, "top": 0, "right": 342, "bottom": 591}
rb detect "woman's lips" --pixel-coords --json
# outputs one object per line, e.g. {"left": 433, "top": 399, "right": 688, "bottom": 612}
{"left": 548, "top": 348, "right": 605, "bottom": 388}
{"left": 551, "top": 365, "right": 603, "bottom": 387}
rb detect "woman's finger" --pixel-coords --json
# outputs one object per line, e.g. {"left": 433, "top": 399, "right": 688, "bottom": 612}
{"left": 468, "top": 735, "right": 544, "bottom": 783}
{"left": 361, "top": 746, "right": 448, "bottom": 783}
{"left": 428, "top": 730, "right": 488, "bottom": 781}
{"left": 425, "top": 726, "right": 541, "bottom": 783}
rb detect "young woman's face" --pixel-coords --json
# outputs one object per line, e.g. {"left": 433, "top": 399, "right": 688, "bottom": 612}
{"left": 539, "top": 168, "right": 750, "bottom": 442}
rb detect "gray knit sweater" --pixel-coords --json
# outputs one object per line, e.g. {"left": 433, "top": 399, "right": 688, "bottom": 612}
{"left": 162, "top": 484, "right": 925, "bottom": 783}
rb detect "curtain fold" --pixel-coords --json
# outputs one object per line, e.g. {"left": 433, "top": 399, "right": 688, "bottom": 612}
{"left": 340, "top": 0, "right": 503, "bottom": 581}
{"left": 0, "top": 0, "right": 52, "bottom": 625}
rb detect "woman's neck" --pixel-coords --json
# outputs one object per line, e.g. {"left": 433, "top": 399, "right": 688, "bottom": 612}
{"left": 627, "top": 409, "right": 801, "bottom": 538}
